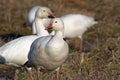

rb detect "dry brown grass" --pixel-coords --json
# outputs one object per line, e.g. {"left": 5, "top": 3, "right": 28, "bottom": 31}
{"left": 0, "top": 0, "right": 120, "bottom": 80}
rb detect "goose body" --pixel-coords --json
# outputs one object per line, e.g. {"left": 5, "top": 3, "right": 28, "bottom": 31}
{"left": 60, "top": 14, "right": 97, "bottom": 38}
{"left": 0, "top": 35, "right": 39, "bottom": 67}
{"left": 25, "top": 18, "right": 69, "bottom": 80}
{"left": 27, "top": 35, "right": 68, "bottom": 70}
{"left": 0, "top": 23, "right": 49, "bottom": 67}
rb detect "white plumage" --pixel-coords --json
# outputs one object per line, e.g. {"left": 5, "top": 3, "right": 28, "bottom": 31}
{"left": 61, "top": 14, "right": 97, "bottom": 38}
{"left": 0, "top": 35, "right": 39, "bottom": 66}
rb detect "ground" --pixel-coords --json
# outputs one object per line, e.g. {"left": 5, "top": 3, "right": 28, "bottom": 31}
{"left": 0, "top": 0, "right": 120, "bottom": 80}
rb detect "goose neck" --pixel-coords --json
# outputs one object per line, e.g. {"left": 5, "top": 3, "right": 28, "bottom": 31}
{"left": 35, "top": 19, "right": 49, "bottom": 36}
{"left": 54, "top": 31, "right": 64, "bottom": 39}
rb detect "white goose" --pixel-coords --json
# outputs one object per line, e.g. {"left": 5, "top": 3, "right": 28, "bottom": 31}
{"left": 26, "top": 6, "right": 54, "bottom": 34}
{"left": 25, "top": 18, "right": 69, "bottom": 80}
{"left": 0, "top": 7, "right": 53, "bottom": 80}
{"left": 50, "top": 14, "right": 97, "bottom": 52}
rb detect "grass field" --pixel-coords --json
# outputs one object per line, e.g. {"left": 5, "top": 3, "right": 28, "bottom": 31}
{"left": 0, "top": 0, "right": 120, "bottom": 80}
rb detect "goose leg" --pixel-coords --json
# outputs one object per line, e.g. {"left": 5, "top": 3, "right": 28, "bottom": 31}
{"left": 25, "top": 67, "right": 33, "bottom": 80}
{"left": 80, "top": 52, "right": 85, "bottom": 64}
{"left": 78, "top": 37, "right": 83, "bottom": 53}
{"left": 36, "top": 67, "right": 41, "bottom": 80}
{"left": 77, "top": 35, "right": 84, "bottom": 53}
{"left": 14, "top": 69, "right": 19, "bottom": 80}
{"left": 55, "top": 67, "right": 60, "bottom": 80}
{"left": 28, "top": 70, "right": 33, "bottom": 80}
{"left": 78, "top": 37, "right": 85, "bottom": 64}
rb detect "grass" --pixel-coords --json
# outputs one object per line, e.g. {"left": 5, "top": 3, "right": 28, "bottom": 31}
{"left": 0, "top": 0, "right": 120, "bottom": 80}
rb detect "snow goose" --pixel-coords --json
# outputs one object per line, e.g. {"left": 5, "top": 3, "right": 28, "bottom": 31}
{"left": 25, "top": 18, "right": 69, "bottom": 80}
{"left": 26, "top": 6, "right": 54, "bottom": 34}
{"left": 62, "top": 14, "right": 97, "bottom": 52}
{"left": 0, "top": 7, "right": 51, "bottom": 80}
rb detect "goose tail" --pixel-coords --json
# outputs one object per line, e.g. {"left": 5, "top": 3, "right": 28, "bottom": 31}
{"left": 0, "top": 55, "right": 5, "bottom": 64}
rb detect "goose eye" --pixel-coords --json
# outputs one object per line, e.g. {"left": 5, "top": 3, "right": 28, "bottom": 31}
{"left": 55, "top": 21, "right": 57, "bottom": 23}
{"left": 43, "top": 10, "right": 46, "bottom": 12}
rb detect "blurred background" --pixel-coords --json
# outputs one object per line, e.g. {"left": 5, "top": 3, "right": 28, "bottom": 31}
{"left": 0, "top": 0, "right": 120, "bottom": 80}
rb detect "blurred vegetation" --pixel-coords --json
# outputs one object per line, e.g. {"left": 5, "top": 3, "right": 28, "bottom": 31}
{"left": 0, "top": 0, "right": 120, "bottom": 80}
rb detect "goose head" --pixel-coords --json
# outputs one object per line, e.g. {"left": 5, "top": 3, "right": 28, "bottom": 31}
{"left": 46, "top": 18, "right": 64, "bottom": 33}
{"left": 35, "top": 7, "right": 55, "bottom": 19}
